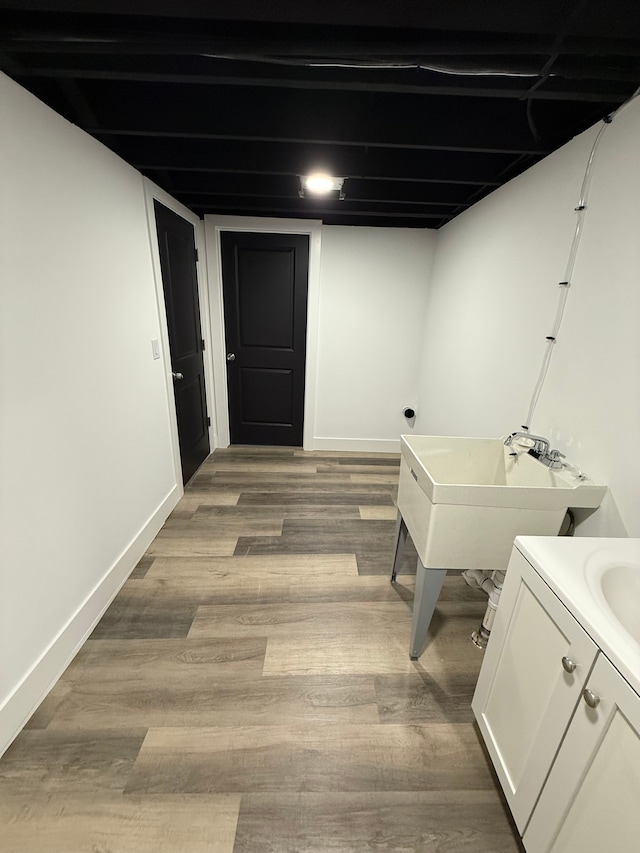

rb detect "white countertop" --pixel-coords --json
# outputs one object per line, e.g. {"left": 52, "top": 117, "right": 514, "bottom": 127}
{"left": 515, "top": 535, "right": 640, "bottom": 697}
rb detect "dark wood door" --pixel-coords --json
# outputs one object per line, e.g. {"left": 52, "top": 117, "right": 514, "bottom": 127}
{"left": 221, "top": 231, "right": 309, "bottom": 446}
{"left": 154, "top": 201, "right": 210, "bottom": 484}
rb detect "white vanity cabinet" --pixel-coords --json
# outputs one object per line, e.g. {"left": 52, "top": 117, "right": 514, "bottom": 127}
{"left": 524, "top": 652, "right": 640, "bottom": 853}
{"left": 473, "top": 538, "right": 640, "bottom": 853}
{"left": 472, "top": 547, "right": 598, "bottom": 831}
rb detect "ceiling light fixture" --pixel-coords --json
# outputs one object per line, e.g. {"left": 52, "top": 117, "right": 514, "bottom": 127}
{"left": 299, "top": 174, "right": 346, "bottom": 199}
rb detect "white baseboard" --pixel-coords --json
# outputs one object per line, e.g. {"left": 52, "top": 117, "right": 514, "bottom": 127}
{"left": 311, "top": 436, "right": 401, "bottom": 454}
{"left": 0, "top": 485, "right": 180, "bottom": 757}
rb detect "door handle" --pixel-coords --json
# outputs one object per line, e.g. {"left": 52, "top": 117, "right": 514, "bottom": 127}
{"left": 172, "top": 372, "right": 184, "bottom": 380}
{"left": 227, "top": 353, "right": 236, "bottom": 362}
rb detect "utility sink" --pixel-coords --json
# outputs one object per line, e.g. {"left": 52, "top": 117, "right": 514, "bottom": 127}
{"left": 403, "top": 435, "right": 606, "bottom": 511}
{"left": 397, "top": 435, "right": 607, "bottom": 571}
{"left": 392, "top": 435, "right": 607, "bottom": 659}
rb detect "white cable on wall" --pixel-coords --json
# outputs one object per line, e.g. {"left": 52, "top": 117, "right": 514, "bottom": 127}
{"left": 524, "top": 87, "right": 640, "bottom": 431}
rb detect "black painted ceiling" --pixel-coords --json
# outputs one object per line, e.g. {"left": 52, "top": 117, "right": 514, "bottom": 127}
{"left": 2, "top": 1, "right": 640, "bottom": 228}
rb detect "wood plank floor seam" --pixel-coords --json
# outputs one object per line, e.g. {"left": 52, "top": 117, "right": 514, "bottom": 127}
{"left": 1, "top": 447, "right": 523, "bottom": 853}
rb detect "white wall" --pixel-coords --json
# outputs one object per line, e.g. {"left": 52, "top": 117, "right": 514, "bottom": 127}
{"left": 314, "top": 226, "right": 435, "bottom": 451}
{"left": 205, "top": 220, "right": 434, "bottom": 453}
{"left": 416, "top": 98, "right": 640, "bottom": 536}
{"left": 0, "top": 73, "right": 181, "bottom": 753}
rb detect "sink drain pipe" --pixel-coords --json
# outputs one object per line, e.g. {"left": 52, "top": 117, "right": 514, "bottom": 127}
{"left": 470, "top": 572, "right": 505, "bottom": 649}
{"left": 468, "top": 509, "right": 575, "bottom": 648}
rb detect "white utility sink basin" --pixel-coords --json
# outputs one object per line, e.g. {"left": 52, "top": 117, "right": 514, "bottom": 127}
{"left": 398, "top": 435, "right": 606, "bottom": 571}
{"left": 403, "top": 434, "right": 606, "bottom": 510}
{"left": 393, "top": 436, "right": 608, "bottom": 659}
{"left": 516, "top": 537, "right": 640, "bottom": 696}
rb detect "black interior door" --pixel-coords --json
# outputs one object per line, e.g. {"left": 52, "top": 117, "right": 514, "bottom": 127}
{"left": 221, "top": 231, "right": 309, "bottom": 446}
{"left": 154, "top": 201, "right": 210, "bottom": 483}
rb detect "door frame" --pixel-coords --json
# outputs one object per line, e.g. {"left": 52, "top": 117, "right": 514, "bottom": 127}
{"left": 204, "top": 215, "right": 322, "bottom": 450}
{"left": 144, "top": 179, "right": 217, "bottom": 491}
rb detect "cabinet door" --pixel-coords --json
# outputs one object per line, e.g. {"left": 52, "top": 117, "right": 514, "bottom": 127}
{"left": 524, "top": 654, "right": 640, "bottom": 853}
{"left": 472, "top": 548, "right": 598, "bottom": 832}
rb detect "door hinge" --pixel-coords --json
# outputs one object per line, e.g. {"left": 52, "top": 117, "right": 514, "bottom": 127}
{"left": 194, "top": 248, "right": 199, "bottom": 262}
{"left": 201, "top": 338, "right": 205, "bottom": 350}
{"left": 207, "top": 416, "right": 211, "bottom": 426}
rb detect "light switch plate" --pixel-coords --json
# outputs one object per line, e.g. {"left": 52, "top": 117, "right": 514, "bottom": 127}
{"left": 151, "top": 339, "right": 161, "bottom": 360}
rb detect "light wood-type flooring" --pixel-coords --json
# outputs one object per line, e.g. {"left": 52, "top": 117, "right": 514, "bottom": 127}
{"left": 0, "top": 447, "right": 524, "bottom": 852}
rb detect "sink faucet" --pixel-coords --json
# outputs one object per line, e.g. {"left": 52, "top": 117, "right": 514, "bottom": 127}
{"left": 504, "top": 430, "right": 550, "bottom": 457}
{"left": 505, "top": 430, "right": 566, "bottom": 469}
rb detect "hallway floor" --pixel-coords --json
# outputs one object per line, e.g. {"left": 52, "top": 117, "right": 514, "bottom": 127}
{"left": 0, "top": 447, "right": 523, "bottom": 852}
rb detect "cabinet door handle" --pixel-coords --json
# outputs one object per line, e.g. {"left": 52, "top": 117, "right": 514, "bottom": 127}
{"left": 561, "top": 656, "right": 577, "bottom": 674}
{"left": 582, "top": 688, "right": 600, "bottom": 709}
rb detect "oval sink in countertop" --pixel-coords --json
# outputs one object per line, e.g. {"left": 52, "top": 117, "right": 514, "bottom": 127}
{"left": 515, "top": 536, "right": 640, "bottom": 696}
{"left": 591, "top": 560, "right": 640, "bottom": 647}
{"left": 600, "top": 565, "right": 640, "bottom": 644}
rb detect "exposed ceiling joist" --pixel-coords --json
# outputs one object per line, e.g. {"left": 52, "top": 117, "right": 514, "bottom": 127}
{"left": 13, "top": 66, "right": 634, "bottom": 101}
{"left": 4, "top": 31, "right": 640, "bottom": 59}
{"left": 2, "top": 0, "right": 639, "bottom": 228}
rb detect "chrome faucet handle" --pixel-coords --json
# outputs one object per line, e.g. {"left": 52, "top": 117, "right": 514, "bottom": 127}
{"left": 547, "top": 449, "right": 566, "bottom": 469}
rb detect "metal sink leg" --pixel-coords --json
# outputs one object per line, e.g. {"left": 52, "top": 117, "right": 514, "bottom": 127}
{"left": 390, "top": 510, "right": 408, "bottom": 583}
{"left": 410, "top": 562, "right": 447, "bottom": 660}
